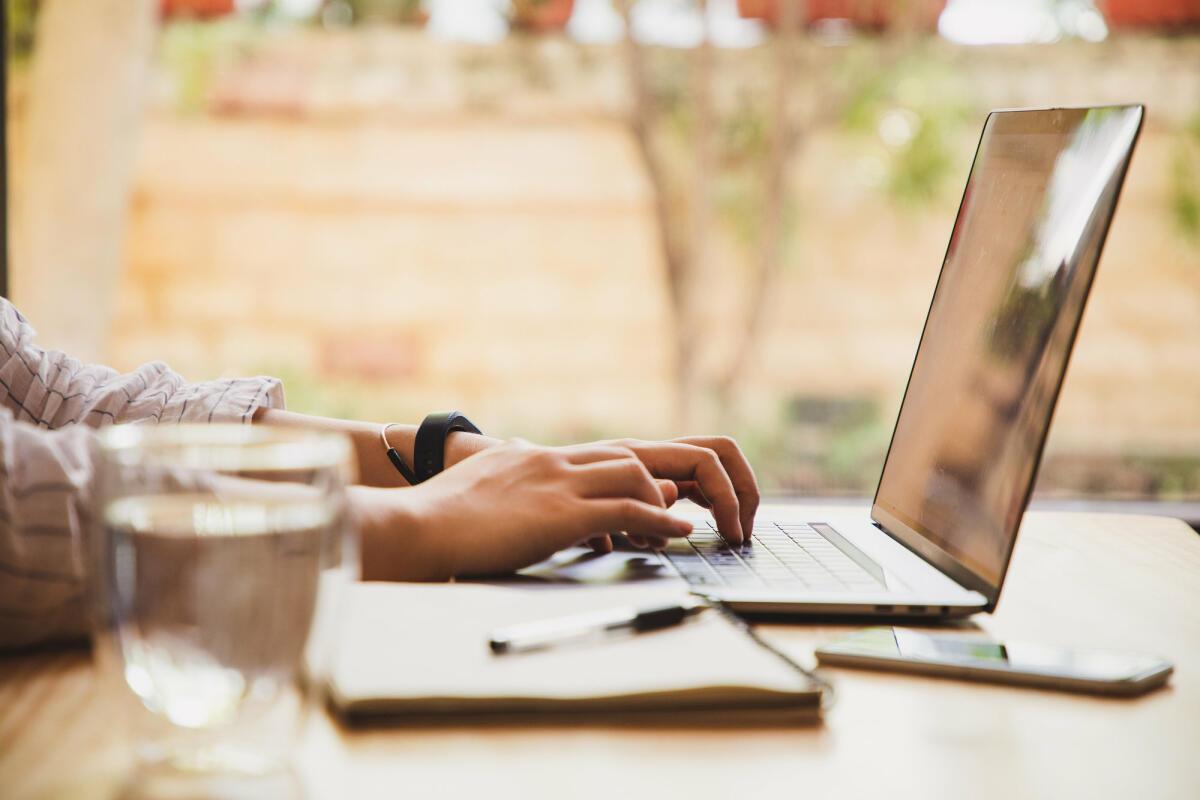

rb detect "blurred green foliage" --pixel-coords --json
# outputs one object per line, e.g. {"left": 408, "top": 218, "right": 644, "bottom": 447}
{"left": 1138, "top": 455, "right": 1200, "bottom": 499}
{"left": 1169, "top": 113, "right": 1200, "bottom": 243}
{"left": 342, "top": 0, "right": 426, "bottom": 24}
{"left": 1039, "top": 452, "right": 1200, "bottom": 502}
{"left": 160, "top": 17, "right": 264, "bottom": 114}
{"left": 713, "top": 101, "right": 768, "bottom": 247}
{"left": 641, "top": 39, "right": 980, "bottom": 290}
{"left": 839, "top": 46, "right": 975, "bottom": 208}
{"left": 818, "top": 416, "right": 890, "bottom": 492}
{"left": 731, "top": 395, "right": 891, "bottom": 496}
{"left": 887, "top": 113, "right": 954, "bottom": 205}
{"left": 256, "top": 362, "right": 369, "bottom": 422}
{"left": 6, "top": 0, "right": 37, "bottom": 63}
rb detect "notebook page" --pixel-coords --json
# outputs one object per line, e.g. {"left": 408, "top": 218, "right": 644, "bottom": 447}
{"left": 329, "top": 582, "right": 820, "bottom": 717}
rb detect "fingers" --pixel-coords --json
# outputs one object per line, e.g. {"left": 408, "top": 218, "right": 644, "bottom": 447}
{"left": 560, "top": 444, "right": 641, "bottom": 466}
{"left": 671, "top": 436, "right": 760, "bottom": 539}
{"left": 587, "top": 534, "right": 613, "bottom": 554}
{"left": 622, "top": 442, "right": 744, "bottom": 544}
{"left": 572, "top": 457, "right": 665, "bottom": 508}
{"left": 673, "top": 481, "right": 710, "bottom": 508}
{"left": 627, "top": 533, "right": 670, "bottom": 550}
{"left": 584, "top": 498, "right": 693, "bottom": 541}
{"left": 560, "top": 447, "right": 681, "bottom": 547}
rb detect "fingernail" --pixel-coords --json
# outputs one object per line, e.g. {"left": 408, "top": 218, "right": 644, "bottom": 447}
{"left": 677, "top": 520, "right": 694, "bottom": 536}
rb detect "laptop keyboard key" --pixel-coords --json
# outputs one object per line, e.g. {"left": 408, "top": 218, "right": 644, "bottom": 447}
{"left": 667, "top": 520, "right": 886, "bottom": 595}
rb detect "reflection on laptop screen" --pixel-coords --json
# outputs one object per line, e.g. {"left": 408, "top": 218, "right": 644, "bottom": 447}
{"left": 873, "top": 106, "right": 1143, "bottom": 588}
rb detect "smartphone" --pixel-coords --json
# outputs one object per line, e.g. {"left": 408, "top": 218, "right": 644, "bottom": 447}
{"left": 815, "top": 627, "right": 1173, "bottom": 696}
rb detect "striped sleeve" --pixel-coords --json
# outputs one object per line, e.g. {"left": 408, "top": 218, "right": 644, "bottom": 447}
{"left": 0, "top": 298, "right": 284, "bottom": 428}
{"left": 0, "top": 298, "right": 286, "bottom": 648}
{"left": 0, "top": 411, "right": 96, "bottom": 648}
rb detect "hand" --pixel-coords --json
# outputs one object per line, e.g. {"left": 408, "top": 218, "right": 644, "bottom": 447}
{"left": 583, "top": 436, "right": 759, "bottom": 552}
{"left": 353, "top": 439, "right": 696, "bottom": 581}
{"left": 445, "top": 433, "right": 759, "bottom": 553}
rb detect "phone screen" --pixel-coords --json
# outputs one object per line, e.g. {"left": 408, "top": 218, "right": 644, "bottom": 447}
{"left": 826, "top": 627, "right": 1167, "bottom": 682}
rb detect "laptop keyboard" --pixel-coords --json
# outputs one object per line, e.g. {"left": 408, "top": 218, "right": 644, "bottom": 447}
{"left": 662, "top": 521, "right": 887, "bottom": 593}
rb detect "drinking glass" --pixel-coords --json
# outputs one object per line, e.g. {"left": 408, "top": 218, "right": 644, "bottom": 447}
{"left": 91, "top": 424, "right": 358, "bottom": 796}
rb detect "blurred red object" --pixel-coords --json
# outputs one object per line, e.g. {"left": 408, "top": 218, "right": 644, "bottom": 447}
{"left": 737, "top": 0, "right": 946, "bottom": 30}
{"left": 1102, "top": 0, "right": 1200, "bottom": 28}
{"left": 160, "top": 0, "right": 236, "bottom": 18}
{"left": 510, "top": 0, "right": 575, "bottom": 31}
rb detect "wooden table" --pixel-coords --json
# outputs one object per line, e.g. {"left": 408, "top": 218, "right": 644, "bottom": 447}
{"left": 2, "top": 510, "right": 1197, "bottom": 800}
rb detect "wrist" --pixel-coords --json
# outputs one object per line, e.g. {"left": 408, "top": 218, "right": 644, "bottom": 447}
{"left": 444, "top": 430, "right": 502, "bottom": 469}
{"left": 349, "top": 485, "right": 453, "bottom": 582}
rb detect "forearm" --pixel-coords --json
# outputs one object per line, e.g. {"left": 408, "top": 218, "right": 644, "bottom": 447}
{"left": 251, "top": 407, "right": 499, "bottom": 488}
{"left": 252, "top": 408, "right": 405, "bottom": 488}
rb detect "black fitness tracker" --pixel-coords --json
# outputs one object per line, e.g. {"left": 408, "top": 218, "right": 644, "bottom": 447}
{"left": 412, "top": 411, "right": 481, "bottom": 484}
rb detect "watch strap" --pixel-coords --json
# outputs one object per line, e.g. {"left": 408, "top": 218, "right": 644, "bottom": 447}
{"left": 413, "top": 411, "right": 481, "bottom": 484}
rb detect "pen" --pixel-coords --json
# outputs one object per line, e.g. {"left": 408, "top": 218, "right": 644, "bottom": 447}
{"left": 489, "top": 598, "right": 710, "bottom": 655}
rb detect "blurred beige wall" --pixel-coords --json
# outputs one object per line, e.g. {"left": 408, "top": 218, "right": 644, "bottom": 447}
{"left": 10, "top": 0, "right": 156, "bottom": 363}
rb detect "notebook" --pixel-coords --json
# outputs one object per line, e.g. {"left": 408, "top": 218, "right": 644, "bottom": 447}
{"left": 328, "top": 582, "right": 824, "bottom": 722}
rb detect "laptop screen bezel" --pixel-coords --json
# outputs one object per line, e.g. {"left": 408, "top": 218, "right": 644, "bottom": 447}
{"left": 868, "top": 105, "right": 1145, "bottom": 610}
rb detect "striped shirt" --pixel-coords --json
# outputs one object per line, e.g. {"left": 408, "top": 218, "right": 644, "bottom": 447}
{"left": 0, "top": 297, "right": 284, "bottom": 649}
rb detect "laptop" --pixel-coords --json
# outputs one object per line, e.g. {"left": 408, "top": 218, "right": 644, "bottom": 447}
{"left": 655, "top": 105, "right": 1145, "bottom": 618}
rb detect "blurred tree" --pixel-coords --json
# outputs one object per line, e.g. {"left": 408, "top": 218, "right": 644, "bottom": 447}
{"left": 712, "top": 0, "right": 800, "bottom": 421}
{"left": 617, "top": 0, "right": 705, "bottom": 426}
{"left": 617, "top": 0, "right": 938, "bottom": 429}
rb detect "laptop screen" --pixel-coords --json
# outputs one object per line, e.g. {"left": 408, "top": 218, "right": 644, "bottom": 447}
{"left": 872, "top": 106, "right": 1143, "bottom": 593}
